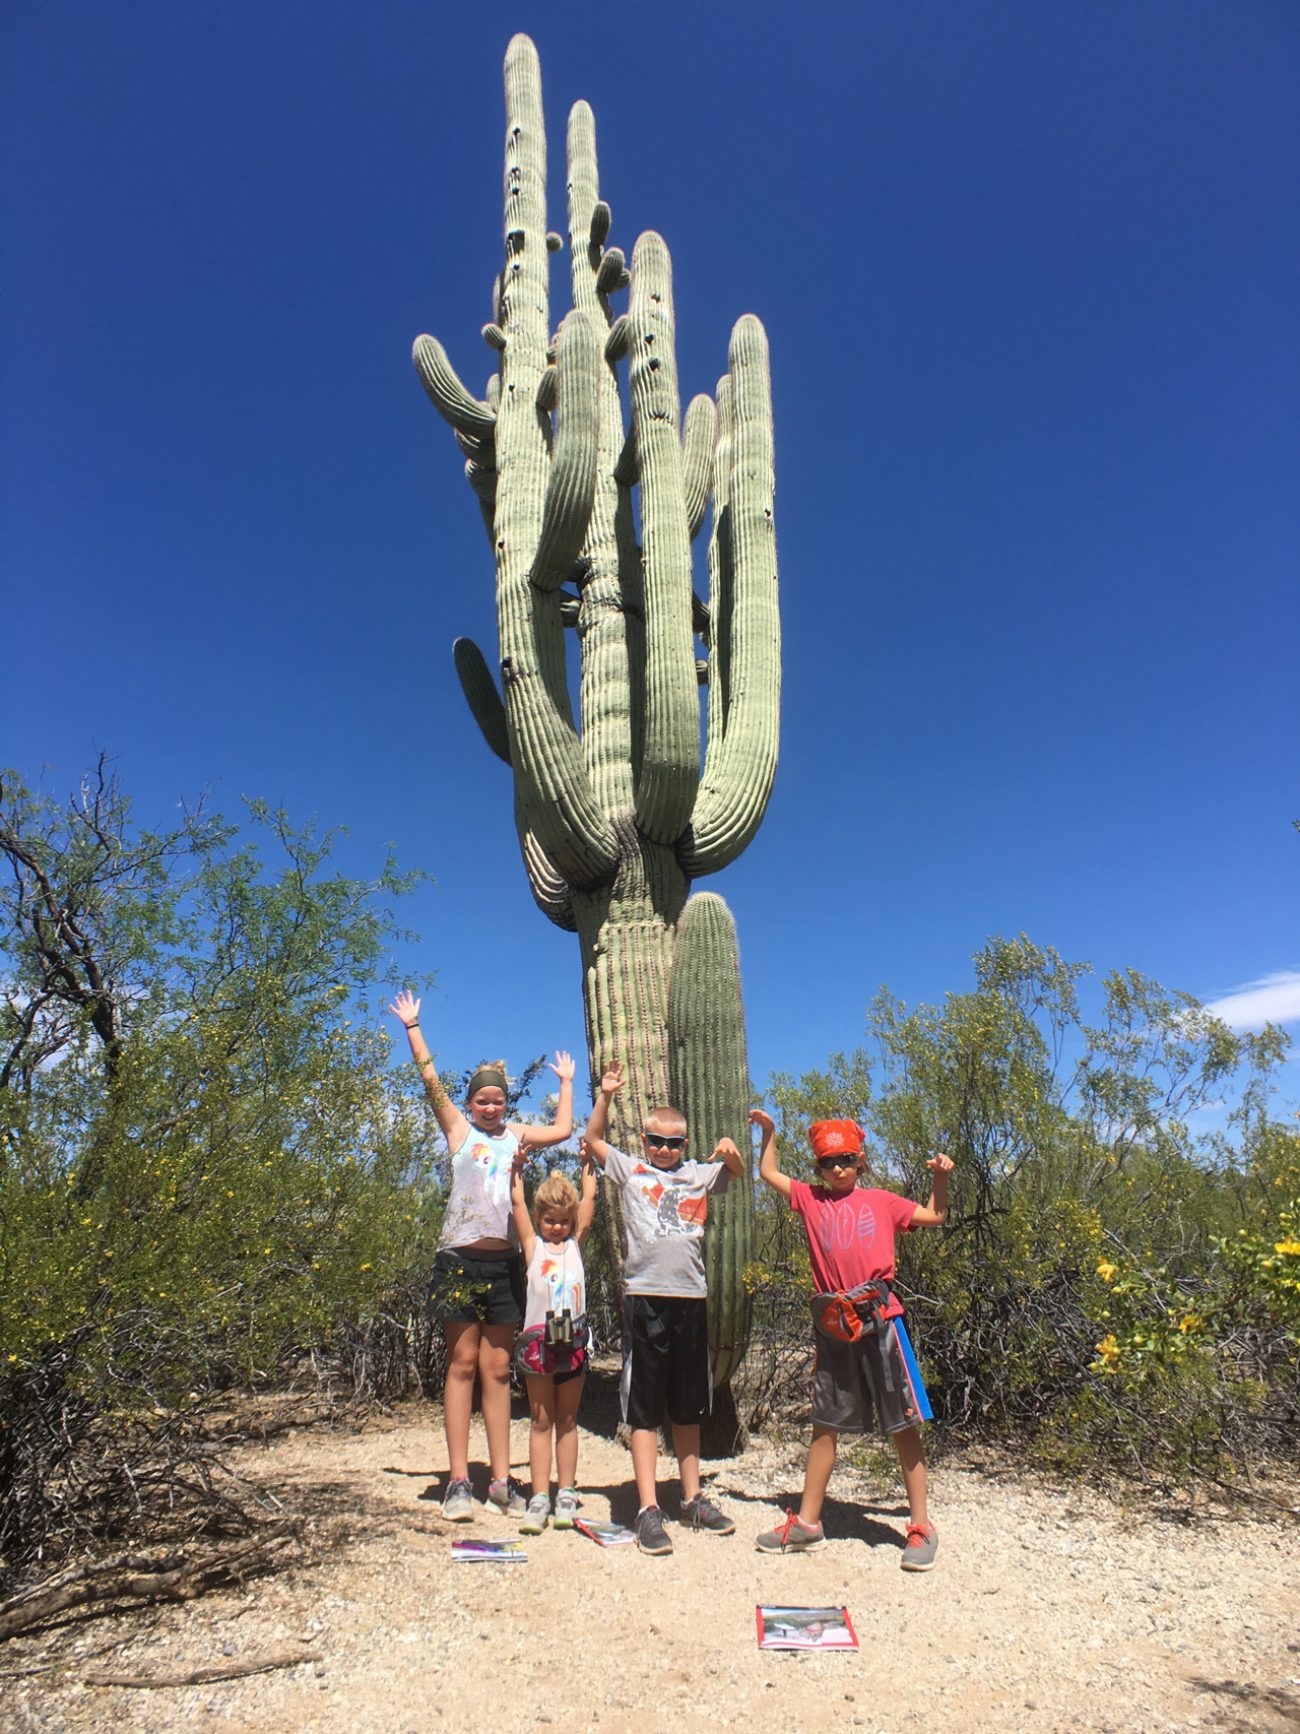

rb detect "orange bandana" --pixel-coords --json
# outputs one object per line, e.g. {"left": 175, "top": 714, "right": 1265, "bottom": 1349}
{"left": 809, "top": 1119, "right": 864, "bottom": 1159}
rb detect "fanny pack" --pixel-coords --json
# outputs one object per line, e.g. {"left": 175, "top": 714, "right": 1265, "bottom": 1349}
{"left": 515, "top": 1315, "right": 590, "bottom": 1378}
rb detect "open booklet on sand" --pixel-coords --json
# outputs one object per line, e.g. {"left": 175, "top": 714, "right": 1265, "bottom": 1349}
{"left": 451, "top": 1539, "right": 527, "bottom": 1563}
{"left": 574, "top": 1518, "right": 636, "bottom": 1547}
{"left": 755, "top": 1606, "right": 859, "bottom": 1650}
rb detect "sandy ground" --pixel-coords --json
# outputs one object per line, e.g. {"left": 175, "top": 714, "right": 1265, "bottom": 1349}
{"left": 4, "top": 1369, "right": 1299, "bottom": 1733}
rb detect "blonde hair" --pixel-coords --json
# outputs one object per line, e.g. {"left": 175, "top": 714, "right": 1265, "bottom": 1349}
{"left": 532, "top": 1170, "right": 579, "bottom": 1232}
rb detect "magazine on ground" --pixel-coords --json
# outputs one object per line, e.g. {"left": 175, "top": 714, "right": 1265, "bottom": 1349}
{"left": 755, "top": 1606, "right": 859, "bottom": 1650}
{"left": 451, "top": 1539, "right": 527, "bottom": 1563}
{"left": 573, "top": 1518, "right": 636, "bottom": 1547}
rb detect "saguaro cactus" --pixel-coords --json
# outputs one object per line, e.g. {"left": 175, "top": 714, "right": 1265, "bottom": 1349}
{"left": 414, "top": 35, "right": 779, "bottom": 1388}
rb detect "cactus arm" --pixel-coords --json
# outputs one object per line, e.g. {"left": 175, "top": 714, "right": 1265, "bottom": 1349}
{"left": 529, "top": 310, "right": 600, "bottom": 592}
{"left": 564, "top": 99, "right": 639, "bottom": 818}
{"left": 627, "top": 232, "right": 700, "bottom": 845}
{"left": 453, "top": 637, "right": 512, "bottom": 764}
{"left": 491, "top": 39, "right": 618, "bottom": 890}
{"left": 667, "top": 892, "right": 754, "bottom": 1389}
{"left": 678, "top": 316, "right": 779, "bottom": 878}
{"left": 515, "top": 792, "right": 577, "bottom": 930}
{"left": 412, "top": 335, "right": 497, "bottom": 439}
{"left": 681, "top": 393, "right": 716, "bottom": 543}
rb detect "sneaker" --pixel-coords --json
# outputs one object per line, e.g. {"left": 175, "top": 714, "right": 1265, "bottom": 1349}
{"left": 755, "top": 1511, "right": 826, "bottom": 1553}
{"left": 441, "top": 1477, "right": 474, "bottom": 1523}
{"left": 487, "top": 1475, "right": 528, "bottom": 1517}
{"left": 553, "top": 1487, "right": 580, "bottom": 1530}
{"left": 635, "top": 1505, "right": 673, "bottom": 1556}
{"left": 900, "top": 1520, "right": 938, "bottom": 1571}
{"left": 520, "top": 1493, "right": 550, "bottom": 1534}
{"left": 680, "top": 1492, "right": 735, "bottom": 1535}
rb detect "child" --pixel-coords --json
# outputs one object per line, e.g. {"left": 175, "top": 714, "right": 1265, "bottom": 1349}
{"left": 584, "top": 1060, "right": 744, "bottom": 1556}
{"left": 750, "top": 1109, "right": 953, "bottom": 1571}
{"left": 510, "top": 1144, "right": 598, "bottom": 1533}
{"left": 390, "top": 989, "right": 574, "bottom": 1521}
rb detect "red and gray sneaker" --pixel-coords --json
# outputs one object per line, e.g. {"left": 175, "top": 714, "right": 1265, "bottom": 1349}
{"left": 755, "top": 1511, "right": 826, "bottom": 1553}
{"left": 900, "top": 1520, "right": 939, "bottom": 1571}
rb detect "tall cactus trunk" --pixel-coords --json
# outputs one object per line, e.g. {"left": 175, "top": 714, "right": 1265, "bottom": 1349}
{"left": 413, "top": 36, "right": 779, "bottom": 1392}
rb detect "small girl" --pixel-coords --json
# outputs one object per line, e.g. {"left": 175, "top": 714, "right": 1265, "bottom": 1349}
{"left": 510, "top": 1143, "right": 597, "bottom": 1532}
{"left": 390, "top": 989, "right": 574, "bottom": 1522}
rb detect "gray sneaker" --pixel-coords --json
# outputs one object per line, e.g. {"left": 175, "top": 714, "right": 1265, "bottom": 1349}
{"left": 487, "top": 1475, "right": 528, "bottom": 1517}
{"left": 635, "top": 1505, "right": 673, "bottom": 1556}
{"left": 520, "top": 1493, "right": 550, "bottom": 1534}
{"left": 553, "top": 1487, "right": 580, "bottom": 1530}
{"left": 442, "top": 1477, "right": 474, "bottom": 1523}
{"left": 755, "top": 1511, "right": 826, "bottom": 1553}
{"left": 680, "top": 1492, "right": 735, "bottom": 1535}
{"left": 900, "top": 1521, "right": 938, "bottom": 1571}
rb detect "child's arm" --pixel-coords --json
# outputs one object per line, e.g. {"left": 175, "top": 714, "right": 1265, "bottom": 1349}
{"left": 909, "top": 1151, "right": 954, "bottom": 1227}
{"left": 510, "top": 1148, "right": 536, "bottom": 1260}
{"left": 583, "top": 1060, "right": 624, "bottom": 1168}
{"left": 507, "top": 1050, "right": 575, "bottom": 1148}
{"left": 574, "top": 1139, "right": 598, "bottom": 1246}
{"left": 390, "top": 991, "right": 469, "bottom": 1148}
{"left": 751, "top": 1108, "right": 792, "bottom": 1199}
{"left": 711, "top": 1136, "right": 745, "bottom": 1178}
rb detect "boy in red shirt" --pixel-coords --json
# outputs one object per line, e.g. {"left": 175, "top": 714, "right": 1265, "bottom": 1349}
{"left": 750, "top": 1110, "right": 953, "bottom": 1570}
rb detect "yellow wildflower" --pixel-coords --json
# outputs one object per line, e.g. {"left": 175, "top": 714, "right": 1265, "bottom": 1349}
{"left": 1178, "top": 1314, "right": 1201, "bottom": 1334}
{"left": 1096, "top": 1260, "right": 1118, "bottom": 1283}
{"left": 1095, "top": 1334, "right": 1120, "bottom": 1365}
{"left": 1274, "top": 1238, "right": 1300, "bottom": 1257}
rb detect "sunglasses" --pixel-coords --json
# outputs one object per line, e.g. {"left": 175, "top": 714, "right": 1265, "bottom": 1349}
{"left": 815, "top": 1153, "right": 860, "bottom": 1172}
{"left": 643, "top": 1133, "right": 687, "bottom": 1151}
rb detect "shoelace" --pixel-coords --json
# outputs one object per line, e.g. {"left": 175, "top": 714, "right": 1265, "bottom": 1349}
{"left": 904, "top": 1522, "right": 933, "bottom": 1545}
{"left": 777, "top": 1510, "right": 815, "bottom": 1546}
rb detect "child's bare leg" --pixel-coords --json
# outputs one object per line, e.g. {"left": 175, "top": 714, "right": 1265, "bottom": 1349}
{"left": 526, "top": 1376, "right": 556, "bottom": 1495}
{"left": 893, "top": 1425, "right": 928, "bottom": 1524}
{"left": 442, "top": 1322, "right": 479, "bottom": 1479}
{"left": 671, "top": 1422, "right": 701, "bottom": 1503}
{"left": 798, "top": 1425, "right": 839, "bottom": 1527}
{"left": 478, "top": 1324, "right": 516, "bottom": 1483}
{"left": 630, "top": 1427, "right": 660, "bottom": 1509}
{"left": 554, "top": 1373, "right": 585, "bottom": 1488}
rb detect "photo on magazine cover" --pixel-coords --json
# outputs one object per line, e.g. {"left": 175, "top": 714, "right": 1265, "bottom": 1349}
{"left": 755, "top": 1606, "right": 859, "bottom": 1650}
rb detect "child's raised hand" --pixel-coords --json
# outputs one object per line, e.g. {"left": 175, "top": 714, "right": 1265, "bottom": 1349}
{"left": 549, "top": 1049, "right": 576, "bottom": 1084}
{"left": 600, "top": 1060, "right": 625, "bottom": 1096}
{"left": 927, "top": 1151, "right": 955, "bottom": 1174}
{"left": 390, "top": 989, "right": 421, "bottom": 1029}
{"left": 749, "top": 1108, "right": 775, "bottom": 1137}
{"left": 577, "top": 1135, "right": 594, "bottom": 1166}
{"left": 513, "top": 1137, "right": 532, "bottom": 1171}
{"left": 713, "top": 1137, "right": 742, "bottom": 1163}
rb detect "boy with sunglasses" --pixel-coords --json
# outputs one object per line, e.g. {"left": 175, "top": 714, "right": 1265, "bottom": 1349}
{"left": 585, "top": 1060, "right": 745, "bottom": 1555}
{"left": 750, "top": 1109, "right": 953, "bottom": 1570}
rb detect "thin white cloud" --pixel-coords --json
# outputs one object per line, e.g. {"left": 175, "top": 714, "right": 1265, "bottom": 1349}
{"left": 1203, "top": 971, "right": 1300, "bottom": 1030}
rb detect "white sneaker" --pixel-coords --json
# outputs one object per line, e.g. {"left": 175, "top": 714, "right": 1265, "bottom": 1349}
{"left": 520, "top": 1493, "right": 551, "bottom": 1534}
{"left": 553, "top": 1487, "right": 580, "bottom": 1529}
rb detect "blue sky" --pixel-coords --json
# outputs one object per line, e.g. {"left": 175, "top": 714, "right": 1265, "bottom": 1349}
{"left": 4, "top": 1, "right": 1297, "bottom": 1106}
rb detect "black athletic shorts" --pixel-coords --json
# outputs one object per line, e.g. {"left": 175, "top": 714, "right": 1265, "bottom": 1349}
{"left": 428, "top": 1248, "right": 525, "bottom": 1328}
{"left": 620, "top": 1294, "right": 712, "bottom": 1430}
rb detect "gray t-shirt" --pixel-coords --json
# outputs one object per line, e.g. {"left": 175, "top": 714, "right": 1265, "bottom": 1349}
{"left": 602, "top": 1145, "right": 731, "bottom": 1298}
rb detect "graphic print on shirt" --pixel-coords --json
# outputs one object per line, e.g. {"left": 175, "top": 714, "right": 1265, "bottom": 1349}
{"left": 814, "top": 1195, "right": 876, "bottom": 1258}
{"left": 538, "top": 1248, "right": 581, "bottom": 1315}
{"left": 635, "top": 1166, "right": 709, "bottom": 1240}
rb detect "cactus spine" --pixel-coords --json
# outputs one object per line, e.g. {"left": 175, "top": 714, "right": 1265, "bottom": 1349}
{"left": 413, "top": 36, "right": 779, "bottom": 1387}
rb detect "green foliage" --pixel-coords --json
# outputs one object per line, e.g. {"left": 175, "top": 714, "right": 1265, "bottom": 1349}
{"left": 0, "top": 763, "right": 445, "bottom": 1575}
{"left": 762, "top": 936, "right": 1298, "bottom": 1486}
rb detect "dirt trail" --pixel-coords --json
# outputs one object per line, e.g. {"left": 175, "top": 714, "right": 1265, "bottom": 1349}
{"left": 6, "top": 1373, "right": 1299, "bottom": 1733}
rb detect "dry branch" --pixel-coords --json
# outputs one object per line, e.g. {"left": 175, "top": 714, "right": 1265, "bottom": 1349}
{"left": 82, "top": 1647, "right": 320, "bottom": 1688}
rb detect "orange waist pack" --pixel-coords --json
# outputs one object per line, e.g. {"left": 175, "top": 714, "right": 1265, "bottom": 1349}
{"left": 812, "top": 1283, "right": 892, "bottom": 1343}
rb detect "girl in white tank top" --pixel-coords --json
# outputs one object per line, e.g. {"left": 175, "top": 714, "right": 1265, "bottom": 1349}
{"left": 510, "top": 1149, "right": 598, "bottom": 1532}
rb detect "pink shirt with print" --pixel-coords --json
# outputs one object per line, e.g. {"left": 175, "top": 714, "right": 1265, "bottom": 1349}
{"left": 789, "top": 1181, "right": 919, "bottom": 1318}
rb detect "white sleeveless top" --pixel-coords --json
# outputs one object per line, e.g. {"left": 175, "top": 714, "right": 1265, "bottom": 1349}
{"left": 523, "top": 1236, "right": 586, "bottom": 1329}
{"left": 437, "top": 1123, "right": 520, "bottom": 1252}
